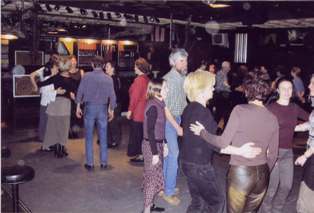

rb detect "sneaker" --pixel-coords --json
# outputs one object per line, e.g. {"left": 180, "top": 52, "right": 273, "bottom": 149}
{"left": 161, "top": 195, "right": 180, "bottom": 206}
{"left": 158, "top": 188, "right": 179, "bottom": 197}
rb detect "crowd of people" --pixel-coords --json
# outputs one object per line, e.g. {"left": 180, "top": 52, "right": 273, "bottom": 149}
{"left": 30, "top": 48, "right": 314, "bottom": 213}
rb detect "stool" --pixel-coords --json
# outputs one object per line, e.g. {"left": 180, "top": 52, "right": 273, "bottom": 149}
{"left": 2, "top": 165, "right": 35, "bottom": 213}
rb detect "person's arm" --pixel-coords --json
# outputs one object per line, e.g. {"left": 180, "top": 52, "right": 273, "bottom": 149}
{"left": 295, "top": 122, "right": 310, "bottom": 132}
{"left": 37, "top": 75, "right": 57, "bottom": 87}
{"left": 295, "top": 147, "right": 314, "bottom": 166}
{"left": 30, "top": 67, "right": 44, "bottom": 91}
{"left": 108, "top": 77, "right": 117, "bottom": 111}
{"left": 220, "top": 143, "right": 262, "bottom": 159}
{"left": 198, "top": 106, "right": 240, "bottom": 148}
{"left": 165, "top": 107, "right": 183, "bottom": 136}
{"left": 267, "top": 125, "right": 279, "bottom": 170}
{"left": 127, "top": 78, "right": 141, "bottom": 119}
{"left": 297, "top": 105, "right": 309, "bottom": 121}
{"left": 75, "top": 76, "right": 86, "bottom": 119}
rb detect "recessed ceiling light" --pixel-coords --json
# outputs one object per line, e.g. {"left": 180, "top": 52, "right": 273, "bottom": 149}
{"left": 209, "top": 3, "right": 230, "bottom": 9}
{"left": 1, "top": 34, "right": 18, "bottom": 40}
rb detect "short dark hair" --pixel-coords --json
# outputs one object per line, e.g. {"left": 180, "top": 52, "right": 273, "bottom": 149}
{"left": 275, "top": 76, "right": 293, "bottom": 89}
{"left": 135, "top": 57, "right": 150, "bottom": 74}
{"left": 243, "top": 72, "right": 271, "bottom": 102}
{"left": 104, "top": 60, "right": 116, "bottom": 69}
{"left": 91, "top": 56, "right": 104, "bottom": 68}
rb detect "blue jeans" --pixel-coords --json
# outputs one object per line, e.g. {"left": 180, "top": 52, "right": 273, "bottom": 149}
{"left": 84, "top": 103, "right": 108, "bottom": 166}
{"left": 163, "top": 116, "right": 180, "bottom": 196}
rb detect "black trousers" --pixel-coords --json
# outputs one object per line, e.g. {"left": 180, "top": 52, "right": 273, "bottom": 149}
{"left": 127, "top": 120, "right": 143, "bottom": 157}
{"left": 227, "top": 164, "right": 269, "bottom": 213}
{"left": 107, "top": 104, "right": 121, "bottom": 145}
{"left": 182, "top": 161, "right": 225, "bottom": 213}
{"left": 213, "top": 91, "right": 232, "bottom": 125}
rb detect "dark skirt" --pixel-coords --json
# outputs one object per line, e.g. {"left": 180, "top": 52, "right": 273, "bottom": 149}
{"left": 142, "top": 140, "right": 164, "bottom": 207}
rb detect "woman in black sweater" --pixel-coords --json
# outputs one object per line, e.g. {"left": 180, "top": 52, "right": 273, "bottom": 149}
{"left": 37, "top": 56, "right": 77, "bottom": 158}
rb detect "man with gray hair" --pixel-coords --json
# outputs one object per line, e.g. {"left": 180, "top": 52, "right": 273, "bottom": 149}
{"left": 214, "top": 61, "right": 232, "bottom": 132}
{"left": 161, "top": 48, "right": 187, "bottom": 205}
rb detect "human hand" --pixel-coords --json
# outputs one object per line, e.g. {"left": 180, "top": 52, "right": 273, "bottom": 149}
{"left": 108, "top": 109, "right": 114, "bottom": 121}
{"left": 126, "top": 111, "right": 132, "bottom": 120}
{"left": 295, "top": 155, "right": 307, "bottom": 167}
{"left": 152, "top": 155, "right": 159, "bottom": 165}
{"left": 56, "top": 87, "right": 66, "bottom": 95}
{"left": 189, "top": 121, "right": 205, "bottom": 136}
{"left": 70, "top": 92, "right": 75, "bottom": 100}
{"left": 238, "top": 143, "right": 262, "bottom": 158}
{"left": 76, "top": 106, "right": 83, "bottom": 119}
{"left": 163, "top": 144, "right": 169, "bottom": 157}
{"left": 176, "top": 126, "right": 183, "bottom": 136}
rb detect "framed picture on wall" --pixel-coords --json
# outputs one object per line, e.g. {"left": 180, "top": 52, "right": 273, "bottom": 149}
{"left": 13, "top": 74, "right": 40, "bottom": 98}
{"left": 15, "top": 50, "right": 44, "bottom": 66}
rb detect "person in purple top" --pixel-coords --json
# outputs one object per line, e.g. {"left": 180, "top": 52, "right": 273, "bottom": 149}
{"left": 259, "top": 77, "right": 309, "bottom": 213}
{"left": 76, "top": 56, "right": 116, "bottom": 171}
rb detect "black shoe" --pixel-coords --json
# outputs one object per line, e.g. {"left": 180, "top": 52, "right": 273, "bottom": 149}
{"left": 151, "top": 204, "right": 165, "bottom": 212}
{"left": 61, "top": 146, "right": 68, "bottom": 156}
{"left": 54, "top": 144, "right": 63, "bottom": 158}
{"left": 130, "top": 156, "right": 144, "bottom": 163}
{"left": 84, "top": 164, "right": 94, "bottom": 171}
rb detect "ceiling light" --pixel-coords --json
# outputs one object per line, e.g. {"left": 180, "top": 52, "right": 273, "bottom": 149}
{"left": 1, "top": 34, "right": 18, "bottom": 40}
{"left": 66, "top": 6, "right": 73, "bottom": 13}
{"left": 80, "top": 8, "right": 87, "bottom": 15}
{"left": 45, "top": 4, "right": 52, "bottom": 12}
{"left": 107, "top": 12, "right": 112, "bottom": 20}
{"left": 54, "top": 5, "right": 60, "bottom": 11}
{"left": 57, "top": 28, "right": 67, "bottom": 32}
{"left": 48, "top": 31, "right": 58, "bottom": 35}
{"left": 99, "top": 12, "right": 104, "bottom": 19}
{"left": 115, "top": 12, "right": 122, "bottom": 18}
{"left": 134, "top": 15, "right": 139, "bottom": 22}
{"left": 102, "top": 40, "right": 117, "bottom": 45}
{"left": 92, "top": 11, "right": 98, "bottom": 18}
{"left": 209, "top": 3, "right": 230, "bottom": 8}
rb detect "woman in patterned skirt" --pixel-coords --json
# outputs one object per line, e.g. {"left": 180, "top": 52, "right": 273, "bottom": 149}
{"left": 142, "top": 79, "right": 169, "bottom": 213}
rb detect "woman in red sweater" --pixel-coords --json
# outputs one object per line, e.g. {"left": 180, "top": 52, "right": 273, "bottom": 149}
{"left": 127, "top": 57, "right": 150, "bottom": 162}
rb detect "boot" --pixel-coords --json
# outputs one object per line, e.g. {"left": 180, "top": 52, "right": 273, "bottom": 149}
{"left": 54, "top": 144, "right": 63, "bottom": 158}
{"left": 61, "top": 145, "right": 68, "bottom": 156}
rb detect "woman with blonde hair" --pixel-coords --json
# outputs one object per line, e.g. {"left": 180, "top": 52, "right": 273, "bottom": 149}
{"left": 37, "top": 56, "right": 77, "bottom": 158}
{"left": 181, "top": 70, "right": 262, "bottom": 213}
{"left": 190, "top": 72, "right": 279, "bottom": 213}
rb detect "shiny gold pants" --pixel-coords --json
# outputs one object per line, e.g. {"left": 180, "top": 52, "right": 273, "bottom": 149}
{"left": 227, "top": 164, "right": 269, "bottom": 213}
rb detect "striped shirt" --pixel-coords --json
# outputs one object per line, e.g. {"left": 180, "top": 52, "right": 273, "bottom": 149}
{"left": 163, "top": 68, "right": 187, "bottom": 117}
